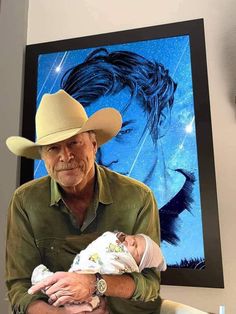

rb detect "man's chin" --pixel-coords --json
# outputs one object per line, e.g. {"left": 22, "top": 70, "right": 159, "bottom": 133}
{"left": 57, "top": 174, "right": 83, "bottom": 188}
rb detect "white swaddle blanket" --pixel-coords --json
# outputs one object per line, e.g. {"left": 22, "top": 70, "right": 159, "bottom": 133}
{"left": 68, "top": 231, "right": 139, "bottom": 274}
{"left": 32, "top": 231, "right": 166, "bottom": 284}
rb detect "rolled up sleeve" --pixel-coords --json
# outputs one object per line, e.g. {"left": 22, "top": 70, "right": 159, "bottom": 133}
{"left": 131, "top": 189, "right": 161, "bottom": 301}
{"left": 129, "top": 268, "right": 160, "bottom": 302}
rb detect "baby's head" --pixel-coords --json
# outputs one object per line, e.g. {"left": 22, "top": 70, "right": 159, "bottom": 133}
{"left": 117, "top": 233, "right": 145, "bottom": 265}
{"left": 116, "top": 232, "right": 166, "bottom": 272}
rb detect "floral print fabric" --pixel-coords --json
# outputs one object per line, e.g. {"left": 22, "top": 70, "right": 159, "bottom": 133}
{"left": 69, "top": 231, "right": 139, "bottom": 274}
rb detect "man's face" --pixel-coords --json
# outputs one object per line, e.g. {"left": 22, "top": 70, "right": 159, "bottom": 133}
{"left": 41, "top": 132, "right": 97, "bottom": 189}
{"left": 85, "top": 88, "right": 158, "bottom": 183}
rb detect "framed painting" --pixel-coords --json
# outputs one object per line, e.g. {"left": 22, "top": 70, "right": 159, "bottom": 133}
{"left": 20, "top": 18, "right": 224, "bottom": 287}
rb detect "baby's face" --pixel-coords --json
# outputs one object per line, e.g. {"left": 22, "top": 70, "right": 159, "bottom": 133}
{"left": 123, "top": 235, "right": 146, "bottom": 265}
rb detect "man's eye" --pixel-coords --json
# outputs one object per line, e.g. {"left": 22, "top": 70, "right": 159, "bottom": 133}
{"left": 70, "top": 140, "right": 83, "bottom": 146}
{"left": 48, "top": 146, "right": 58, "bottom": 152}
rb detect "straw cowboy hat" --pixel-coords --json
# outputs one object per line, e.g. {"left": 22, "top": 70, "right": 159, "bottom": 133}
{"left": 6, "top": 89, "right": 122, "bottom": 160}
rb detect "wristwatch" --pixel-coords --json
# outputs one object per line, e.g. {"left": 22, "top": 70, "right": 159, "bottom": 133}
{"left": 95, "top": 273, "right": 107, "bottom": 296}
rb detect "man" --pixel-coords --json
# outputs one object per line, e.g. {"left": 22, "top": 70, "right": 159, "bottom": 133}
{"left": 6, "top": 90, "right": 161, "bottom": 314}
{"left": 60, "top": 48, "right": 195, "bottom": 247}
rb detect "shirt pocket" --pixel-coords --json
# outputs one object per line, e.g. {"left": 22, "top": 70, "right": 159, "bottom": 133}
{"left": 36, "top": 238, "right": 71, "bottom": 272}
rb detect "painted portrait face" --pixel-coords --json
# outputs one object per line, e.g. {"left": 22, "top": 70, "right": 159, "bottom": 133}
{"left": 85, "top": 88, "right": 158, "bottom": 184}
{"left": 85, "top": 87, "right": 185, "bottom": 208}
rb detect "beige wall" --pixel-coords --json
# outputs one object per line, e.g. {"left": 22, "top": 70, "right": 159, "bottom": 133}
{"left": 1, "top": 0, "right": 235, "bottom": 313}
{"left": 0, "top": 0, "right": 29, "bottom": 312}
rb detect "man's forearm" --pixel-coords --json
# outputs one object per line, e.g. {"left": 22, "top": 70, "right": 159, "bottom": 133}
{"left": 27, "top": 300, "right": 63, "bottom": 314}
{"left": 103, "top": 274, "right": 135, "bottom": 299}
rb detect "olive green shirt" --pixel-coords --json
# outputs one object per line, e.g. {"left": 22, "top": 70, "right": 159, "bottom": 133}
{"left": 6, "top": 164, "right": 161, "bottom": 314}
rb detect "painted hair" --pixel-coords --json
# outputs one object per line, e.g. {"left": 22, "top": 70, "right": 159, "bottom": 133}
{"left": 61, "top": 48, "right": 177, "bottom": 142}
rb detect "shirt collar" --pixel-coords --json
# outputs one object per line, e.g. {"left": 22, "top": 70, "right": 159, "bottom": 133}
{"left": 50, "top": 163, "right": 113, "bottom": 206}
{"left": 50, "top": 178, "right": 62, "bottom": 206}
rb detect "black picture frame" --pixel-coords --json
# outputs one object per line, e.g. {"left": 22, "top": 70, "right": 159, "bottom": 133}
{"left": 20, "top": 18, "right": 224, "bottom": 288}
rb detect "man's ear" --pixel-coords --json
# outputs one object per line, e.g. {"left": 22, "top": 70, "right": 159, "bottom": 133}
{"left": 92, "top": 136, "right": 98, "bottom": 154}
{"left": 157, "top": 105, "right": 171, "bottom": 139}
{"left": 89, "top": 131, "right": 98, "bottom": 154}
{"left": 94, "top": 143, "right": 98, "bottom": 154}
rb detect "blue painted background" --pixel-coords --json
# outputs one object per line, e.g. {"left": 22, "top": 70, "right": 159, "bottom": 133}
{"left": 34, "top": 35, "right": 204, "bottom": 266}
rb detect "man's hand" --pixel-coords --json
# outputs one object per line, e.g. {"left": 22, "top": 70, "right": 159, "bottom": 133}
{"left": 28, "top": 272, "right": 96, "bottom": 306}
{"left": 62, "top": 297, "right": 109, "bottom": 314}
{"left": 85, "top": 297, "right": 109, "bottom": 314}
{"left": 26, "top": 300, "right": 86, "bottom": 314}
{"left": 26, "top": 297, "right": 108, "bottom": 314}
{"left": 63, "top": 304, "right": 91, "bottom": 314}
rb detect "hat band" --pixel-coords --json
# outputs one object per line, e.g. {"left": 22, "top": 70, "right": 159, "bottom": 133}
{"left": 36, "top": 127, "right": 82, "bottom": 146}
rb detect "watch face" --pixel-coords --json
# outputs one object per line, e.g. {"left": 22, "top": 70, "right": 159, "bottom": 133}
{"left": 97, "top": 278, "right": 107, "bottom": 294}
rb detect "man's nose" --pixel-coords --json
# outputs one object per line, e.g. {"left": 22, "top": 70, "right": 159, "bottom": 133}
{"left": 59, "top": 146, "right": 74, "bottom": 162}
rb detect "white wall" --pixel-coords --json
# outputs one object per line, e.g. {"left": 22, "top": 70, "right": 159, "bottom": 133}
{"left": 2, "top": 0, "right": 235, "bottom": 313}
{"left": 0, "top": 0, "right": 29, "bottom": 312}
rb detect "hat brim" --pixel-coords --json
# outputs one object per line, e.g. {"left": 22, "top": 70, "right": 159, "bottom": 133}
{"left": 6, "top": 108, "right": 122, "bottom": 159}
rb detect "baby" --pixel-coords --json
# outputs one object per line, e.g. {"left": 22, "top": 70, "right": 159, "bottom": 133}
{"left": 31, "top": 231, "right": 166, "bottom": 312}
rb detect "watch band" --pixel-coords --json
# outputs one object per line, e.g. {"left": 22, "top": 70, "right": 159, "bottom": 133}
{"left": 95, "top": 273, "right": 107, "bottom": 296}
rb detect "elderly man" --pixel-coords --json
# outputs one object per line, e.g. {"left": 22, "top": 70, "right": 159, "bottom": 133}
{"left": 6, "top": 90, "right": 161, "bottom": 314}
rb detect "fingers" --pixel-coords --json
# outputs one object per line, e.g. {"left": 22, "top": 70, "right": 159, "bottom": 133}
{"left": 86, "top": 297, "right": 109, "bottom": 314}
{"left": 64, "top": 304, "right": 87, "bottom": 314}
{"left": 98, "top": 297, "right": 107, "bottom": 309}
{"left": 50, "top": 295, "right": 72, "bottom": 307}
{"left": 44, "top": 279, "right": 68, "bottom": 295}
{"left": 28, "top": 272, "right": 67, "bottom": 294}
{"left": 48, "top": 291, "right": 60, "bottom": 304}
{"left": 65, "top": 304, "right": 93, "bottom": 313}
